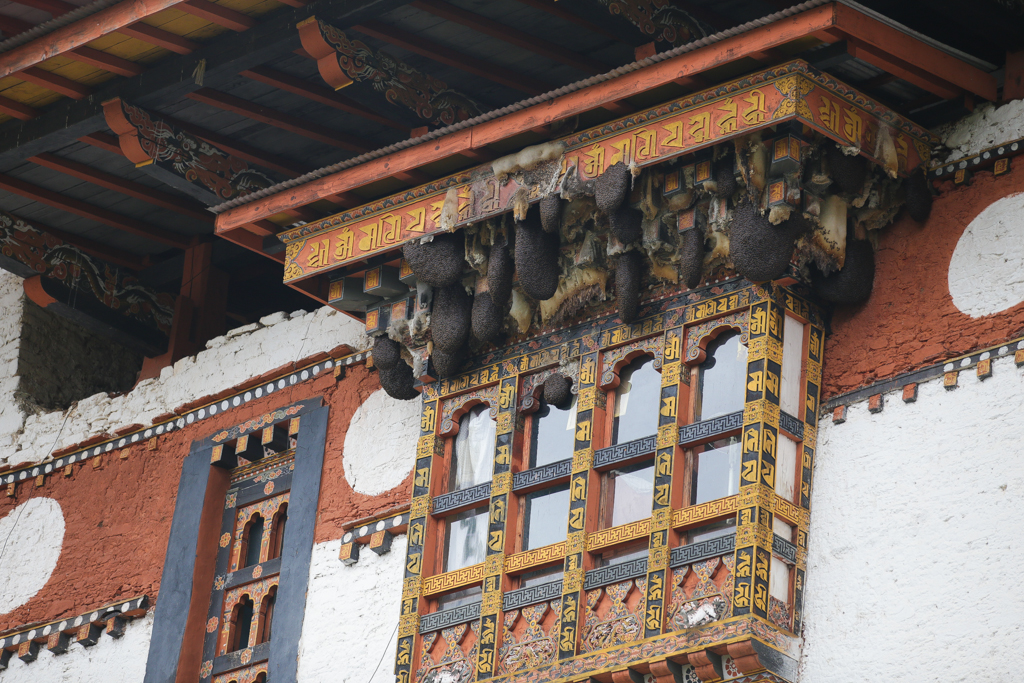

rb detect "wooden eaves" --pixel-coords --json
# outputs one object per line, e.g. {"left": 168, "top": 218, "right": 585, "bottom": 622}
{"left": 212, "top": 1, "right": 998, "bottom": 241}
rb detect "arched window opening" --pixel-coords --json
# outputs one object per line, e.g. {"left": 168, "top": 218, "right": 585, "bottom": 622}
{"left": 229, "top": 595, "right": 255, "bottom": 652}
{"left": 254, "top": 674, "right": 267, "bottom": 683}
{"left": 269, "top": 504, "right": 288, "bottom": 561}
{"left": 530, "top": 394, "right": 577, "bottom": 468}
{"left": 612, "top": 356, "right": 661, "bottom": 445}
{"left": 695, "top": 331, "right": 747, "bottom": 421}
{"left": 256, "top": 585, "right": 277, "bottom": 645}
{"left": 450, "top": 404, "right": 496, "bottom": 491}
{"left": 243, "top": 514, "right": 265, "bottom": 568}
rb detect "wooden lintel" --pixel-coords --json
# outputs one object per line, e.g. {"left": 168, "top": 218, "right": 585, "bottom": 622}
{"left": 187, "top": 87, "right": 371, "bottom": 153}
{"left": 216, "top": 3, "right": 842, "bottom": 230}
{"left": 29, "top": 152, "right": 213, "bottom": 223}
{"left": 0, "top": 0, "right": 191, "bottom": 78}
{"left": 0, "top": 171, "right": 190, "bottom": 248}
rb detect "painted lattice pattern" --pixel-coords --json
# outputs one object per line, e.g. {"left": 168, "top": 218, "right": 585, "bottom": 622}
{"left": 498, "top": 599, "right": 561, "bottom": 675}
{"left": 667, "top": 555, "right": 734, "bottom": 631}
{"left": 212, "top": 661, "right": 267, "bottom": 683}
{"left": 217, "top": 577, "right": 280, "bottom": 655}
{"left": 580, "top": 577, "right": 647, "bottom": 652}
{"left": 415, "top": 621, "right": 480, "bottom": 683}
{"left": 229, "top": 493, "right": 289, "bottom": 572}
{"left": 768, "top": 596, "right": 792, "bottom": 631}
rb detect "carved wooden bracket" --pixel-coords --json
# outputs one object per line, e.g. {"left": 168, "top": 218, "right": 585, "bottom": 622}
{"left": 0, "top": 209, "right": 175, "bottom": 355}
{"left": 686, "top": 648, "right": 724, "bottom": 682}
{"left": 726, "top": 639, "right": 765, "bottom": 674}
{"left": 296, "top": 16, "right": 480, "bottom": 127}
{"left": 102, "top": 97, "right": 276, "bottom": 205}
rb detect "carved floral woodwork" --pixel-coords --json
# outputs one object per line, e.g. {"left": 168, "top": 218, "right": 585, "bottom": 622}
{"left": 102, "top": 98, "right": 275, "bottom": 203}
{"left": 298, "top": 18, "right": 480, "bottom": 127}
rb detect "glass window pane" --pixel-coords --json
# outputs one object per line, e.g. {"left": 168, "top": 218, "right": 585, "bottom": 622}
{"left": 244, "top": 515, "right": 264, "bottom": 567}
{"left": 612, "top": 356, "right": 661, "bottom": 444}
{"left": 771, "top": 518, "right": 793, "bottom": 602}
{"left": 687, "top": 518, "right": 736, "bottom": 544}
{"left": 531, "top": 395, "right": 577, "bottom": 468}
{"left": 444, "top": 507, "right": 488, "bottom": 572}
{"left": 775, "top": 435, "right": 798, "bottom": 502}
{"left": 520, "top": 565, "right": 563, "bottom": 588}
{"left": 451, "top": 405, "right": 496, "bottom": 490}
{"left": 599, "top": 544, "right": 648, "bottom": 567}
{"left": 696, "top": 332, "right": 747, "bottom": 421}
{"left": 437, "top": 585, "right": 482, "bottom": 611}
{"left": 781, "top": 315, "right": 804, "bottom": 414}
{"left": 692, "top": 436, "right": 741, "bottom": 505}
{"left": 523, "top": 484, "right": 570, "bottom": 550}
{"left": 604, "top": 460, "right": 655, "bottom": 528}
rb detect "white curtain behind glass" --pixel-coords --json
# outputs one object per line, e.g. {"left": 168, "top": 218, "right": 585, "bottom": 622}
{"left": 452, "top": 404, "right": 496, "bottom": 490}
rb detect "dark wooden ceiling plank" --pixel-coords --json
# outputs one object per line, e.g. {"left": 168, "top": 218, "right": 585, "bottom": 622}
{"left": 79, "top": 131, "right": 124, "bottom": 155}
{"left": 187, "top": 87, "right": 372, "bottom": 153}
{"left": 5, "top": 0, "right": 75, "bottom": 16}
{"left": 28, "top": 151, "right": 213, "bottom": 223}
{"left": 240, "top": 65, "right": 410, "bottom": 132}
{"left": 0, "top": 171, "right": 190, "bottom": 248}
{"left": 352, "top": 19, "right": 552, "bottom": 95}
{"left": 0, "top": 15, "right": 33, "bottom": 37}
{"left": 410, "top": 0, "right": 610, "bottom": 75}
{"left": 0, "top": 95, "right": 38, "bottom": 121}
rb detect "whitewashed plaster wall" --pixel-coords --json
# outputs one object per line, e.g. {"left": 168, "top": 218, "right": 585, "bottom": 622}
{"left": 0, "top": 270, "right": 26, "bottom": 459}
{"left": 938, "top": 98, "right": 1024, "bottom": 162}
{"left": 0, "top": 298, "right": 368, "bottom": 468}
{"left": 297, "top": 537, "right": 406, "bottom": 683}
{"left": 0, "top": 613, "right": 153, "bottom": 683}
{"left": 800, "top": 355, "right": 1024, "bottom": 683}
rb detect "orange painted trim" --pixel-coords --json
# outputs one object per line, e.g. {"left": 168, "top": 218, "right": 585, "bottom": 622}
{"left": 23, "top": 275, "right": 58, "bottom": 308}
{"left": 215, "top": 3, "right": 841, "bottom": 232}
{"left": 0, "top": 0, "right": 191, "bottom": 79}
{"left": 297, "top": 17, "right": 354, "bottom": 91}
{"left": 103, "top": 97, "right": 152, "bottom": 166}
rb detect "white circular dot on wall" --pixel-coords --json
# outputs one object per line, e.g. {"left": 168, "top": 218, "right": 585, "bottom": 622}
{"left": 948, "top": 192, "right": 1024, "bottom": 318}
{"left": 0, "top": 498, "right": 65, "bottom": 614}
{"left": 343, "top": 388, "right": 420, "bottom": 495}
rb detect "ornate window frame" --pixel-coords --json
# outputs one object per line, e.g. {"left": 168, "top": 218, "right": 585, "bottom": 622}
{"left": 396, "top": 282, "right": 823, "bottom": 683}
{"left": 143, "top": 398, "right": 329, "bottom": 683}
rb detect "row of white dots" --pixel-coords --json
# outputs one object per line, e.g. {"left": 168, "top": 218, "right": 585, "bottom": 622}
{"left": 943, "top": 341, "right": 1022, "bottom": 372}
{"left": 341, "top": 514, "right": 407, "bottom": 544}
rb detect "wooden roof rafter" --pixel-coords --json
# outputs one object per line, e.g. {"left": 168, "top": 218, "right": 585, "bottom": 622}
{"left": 0, "top": 171, "right": 191, "bottom": 248}
{"left": 214, "top": 1, "right": 998, "bottom": 232}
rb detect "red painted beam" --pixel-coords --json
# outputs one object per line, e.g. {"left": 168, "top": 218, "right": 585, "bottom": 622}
{"left": 0, "top": 172, "right": 190, "bottom": 248}
{"left": 18, "top": 67, "right": 91, "bottom": 99}
{"left": 240, "top": 66, "right": 409, "bottom": 132}
{"left": 352, "top": 20, "right": 552, "bottom": 95}
{"left": 0, "top": 95, "right": 38, "bottom": 120}
{"left": 0, "top": 0, "right": 193, "bottom": 77}
{"left": 68, "top": 46, "right": 145, "bottom": 77}
{"left": 846, "top": 39, "right": 959, "bottom": 101}
{"left": 179, "top": 0, "right": 255, "bottom": 32}
{"left": 832, "top": 3, "right": 997, "bottom": 101}
{"left": 411, "top": 0, "right": 609, "bottom": 75}
{"left": 216, "top": 4, "right": 841, "bottom": 231}
{"left": 187, "top": 87, "right": 372, "bottom": 153}
{"left": 119, "top": 22, "right": 199, "bottom": 54}
{"left": 29, "top": 152, "right": 213, "bottom": 223}
{"left": 79, "top": 131, "right": 124, "bottom": 155}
